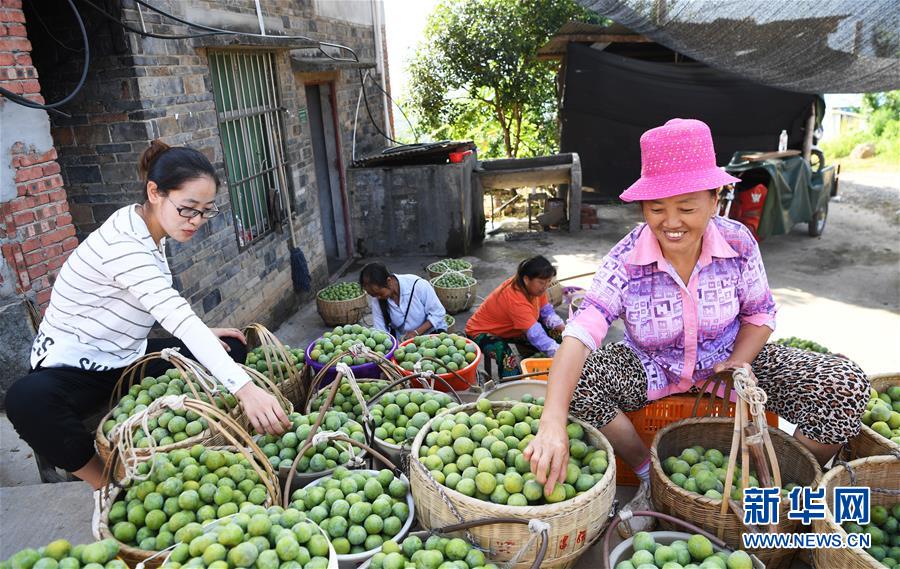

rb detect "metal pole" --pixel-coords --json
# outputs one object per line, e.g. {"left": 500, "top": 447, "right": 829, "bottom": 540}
{"left": 254, "top": 0, "right": 266, "bottom": 36}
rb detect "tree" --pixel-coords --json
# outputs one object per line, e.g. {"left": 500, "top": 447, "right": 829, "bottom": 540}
{"left": 407, "top": 0, "right": 603, "bottom": 158}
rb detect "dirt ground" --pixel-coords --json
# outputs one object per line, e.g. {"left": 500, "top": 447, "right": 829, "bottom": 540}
{"left": 1, "top": 171, "right": 897, "bottom": 567}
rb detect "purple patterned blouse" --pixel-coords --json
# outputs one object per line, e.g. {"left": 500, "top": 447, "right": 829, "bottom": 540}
{"left": 563, "top": 216, "right": 776, "bottom": 400}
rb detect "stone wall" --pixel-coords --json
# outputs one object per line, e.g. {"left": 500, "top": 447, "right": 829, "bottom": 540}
{"left": 28, "top": 0, "right": 391, "bottom": 330}
{"left": 346, "top": 154, "right": 483, "bottom": 257}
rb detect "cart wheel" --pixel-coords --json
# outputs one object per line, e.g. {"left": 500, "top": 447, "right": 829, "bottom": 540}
{"left": 808, "top": 202, "right": 828, "bottom": 236}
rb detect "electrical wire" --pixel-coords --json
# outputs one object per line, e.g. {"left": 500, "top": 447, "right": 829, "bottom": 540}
{"left": 6, "top": 0, "right": 418, "bottom": 146}
{"left": 0, "top": 0, "right": 88, "bottom": 111}
{"left": 26, "top": 0, "right": 83, "bottom": 52}
{"left": 78, "top": 0, "right": 223, "bottom": 40}
{"left": 131, "top": 0, "right": 404, "bottom": 145}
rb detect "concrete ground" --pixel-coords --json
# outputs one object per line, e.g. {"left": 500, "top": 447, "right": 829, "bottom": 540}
{"left": 1, "top": 171, "right": 897, "bottom": 565}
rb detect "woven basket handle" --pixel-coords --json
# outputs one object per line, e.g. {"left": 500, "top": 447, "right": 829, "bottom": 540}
{"left": 308, "top": 340, "right": 402, "bottom": 395}
{"left": 407, "top": 517, "right": 549, "bottom": 569}
{"left": 106, "top": 350, "right": 230, "bottom": 415}
{"left": 240, "top": 363, "right": 294, "bottom": 415}
{"left": 243, "top": 323, "right": 302, "bottom": 385}
{"left": 600, "top": 510, "right": 731, "bottom": 569}
{"left": 283, "top": 433, "right": 400, "bottom": 507}
{"left": 103, "top": 397, "right": 280, "bottom": 504}
{"left": 691, "top": 370, "right": 734, "bottom": 418}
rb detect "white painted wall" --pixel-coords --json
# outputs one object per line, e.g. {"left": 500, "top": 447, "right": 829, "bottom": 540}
{"left": 0, "top": 101, "right": 53, "bottom": 203}
{"left": 314, "top": 0, "right": 374, "bottom": 26}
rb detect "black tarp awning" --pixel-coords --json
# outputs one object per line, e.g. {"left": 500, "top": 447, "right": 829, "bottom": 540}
{"left": 560, "top": 44, "right": 822, "bottom": 200}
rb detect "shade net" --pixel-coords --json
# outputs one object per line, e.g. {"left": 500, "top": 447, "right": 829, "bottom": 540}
{"left": 576, "top": 0, "right": 899, "bottom": 94}
{"left": 561, "top": 44, "right": 822, "bottom": 199}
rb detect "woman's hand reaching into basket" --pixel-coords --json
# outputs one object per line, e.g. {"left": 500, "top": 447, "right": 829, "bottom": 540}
{"left": 236, "top": 383, "right": 291, "bottom": 435}
{"left": 524, "top": 420, "right": 570, "bottom": 495}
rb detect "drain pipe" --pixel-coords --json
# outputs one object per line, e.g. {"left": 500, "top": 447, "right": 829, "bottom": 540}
{"left": 370, "top": 0, "right": 393, "bottom": 141}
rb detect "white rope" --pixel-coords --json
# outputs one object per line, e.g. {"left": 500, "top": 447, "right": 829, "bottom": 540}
{"left": 311, "top": 431, "right": 363, "bottom": 468}
{"left": 413, "top": 361, "right": 436, "bottom": 389}
{"left": 160, "top": 347, "right": 221, "bottom": 396}
{"left": 732, "top": 367, "right": 769, "bottom": 432}
{"left": 335, "top": 362, "right": 372, "bottom": 424}
{"left": 502, "top": 518, "right": 550, "bottom": 569}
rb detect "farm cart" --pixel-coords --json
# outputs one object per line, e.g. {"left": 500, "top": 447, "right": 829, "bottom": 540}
{"left": 720, "top": 149, "right": 837, "bottom": 239}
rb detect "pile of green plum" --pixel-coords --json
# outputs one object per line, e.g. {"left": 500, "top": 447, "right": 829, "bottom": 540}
{"left": 615, "top": 531, "right": 755, "bottom": 569}
{"left": 368, "top": 535, "right": 497, "bottom": 569}
{"left": 308, "top": 326, "right": 393, "bottom": 365}
{"left": 494, "top": 393, "right": 545, "bottom": 405}
{"left": 774, "top": 337, "right": 829, "bottom": 353}
{"left": 308, "top": 378, "right": 392, "bottom": 424}
{"left": 862, "top": 386, "right": 900, "bottom": 445}
{"left": 288, "top": 467, "right": 411, "bottom": 556}
{"left": 418, "top": 399, "right": 608, "bottom": 506}
{"left": 258, "top": 411, "right": 366, "bottom": 472}
{"left": 661, "top": 446, "right": 798, "bottom": 500}
{"left": 108, "top": 446, "right": 271, "bottom": 551}
{"left": 101, "top": 369, "right": 229, "bottom": 446}
{"left": 369, "top": 389, "right": 459, "bottom": 446}
{"left": 2, "top": 540, "right": 122, "bottom": 569}
{"left": 318, "top": 282, "right": 364, "bottom": 301}
{"left": 246, "top": 345, "right": 305, "bottom": 377}
{"left": 432, "top": 274, "right": 475, "bottom": 289}
{"left": 843, "top": 502, "right": 900, "bottom": 568}
{"left": 158, "top": 504, "right": 332, "bottom": 569}
{"left": 427, "top": 259, "right": 472, "bottom": 274}
{"left": 394, "top": 334, "right": 478, "bottom": 374}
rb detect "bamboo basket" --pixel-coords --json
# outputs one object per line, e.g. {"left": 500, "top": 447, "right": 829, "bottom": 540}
{"left": 547, "top": 278, "right": 563, "bottom": 307}
{"left": 410, "top": 401, "right": 617, "bottom": 569}
{"left": 812, "top": 455, "right": 900, "bottom": 569}
{"left": 316, "top": 289, "right": 369, "bottom": 327}
{"left": 97, "top": 353, "right": 291, "bottom": 482}
{"left": 243, "top": 322, "right": 307, "bottom": 406}
{"left": 848, "top": 373, "right": 900, "bottom": 459}
{"left": 426, "top": 259, "right": 473, "bottom": 280}
{"left": 650, "top": 417, "right": 823, "bottom": 569}
{"left": 95, "top": 350, "right": 234, "bottom": 482}
{"left": 430, "top": 275, "right": 478, "bottom": 314}
{"left": 97, "top": 399, "right": 281, "bottom": 569}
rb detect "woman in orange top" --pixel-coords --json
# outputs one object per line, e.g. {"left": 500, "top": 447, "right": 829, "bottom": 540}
{"left": 465, "top": 255, "right": 565, "bottom": 377}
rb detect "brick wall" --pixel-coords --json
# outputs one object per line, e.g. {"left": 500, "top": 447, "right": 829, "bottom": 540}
{"left": 24, "top": 0, "right": 391, "bottom": 331}
{"left": 0, "top": 0, "right": 78, "bottom": 311}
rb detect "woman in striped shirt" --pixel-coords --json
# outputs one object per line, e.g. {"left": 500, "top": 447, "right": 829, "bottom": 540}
{"left": 5, "top": 140, "right": 290, "bottom": 489}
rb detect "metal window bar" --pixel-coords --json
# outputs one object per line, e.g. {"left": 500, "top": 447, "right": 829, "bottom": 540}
{"left": 208, "top": 51, "right": 289, "bottom": 248}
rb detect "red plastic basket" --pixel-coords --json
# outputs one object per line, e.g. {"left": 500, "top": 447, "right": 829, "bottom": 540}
{"left": 617, "top": 394, "right": 779, "bottom": 486}
{"left": 393, "top": 336, "right": 482, "bottom": 391}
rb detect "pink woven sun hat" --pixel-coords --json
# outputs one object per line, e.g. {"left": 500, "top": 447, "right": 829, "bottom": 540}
{"left": 619, "top": 118, "right": 740, "bottom": 202}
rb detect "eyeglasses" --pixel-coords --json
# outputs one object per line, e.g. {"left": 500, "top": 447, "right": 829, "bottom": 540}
{"left": 168, "top": 198, "right": 220, "bottom": 219}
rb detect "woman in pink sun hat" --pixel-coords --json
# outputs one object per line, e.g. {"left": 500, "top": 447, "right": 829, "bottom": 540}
{"left": 523, "top": 118, "right": 868, "bottom": 535}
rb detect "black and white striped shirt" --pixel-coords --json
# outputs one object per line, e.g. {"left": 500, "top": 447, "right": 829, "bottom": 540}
{"left": 30, "top": 205, "right": 250, "bottom": 392}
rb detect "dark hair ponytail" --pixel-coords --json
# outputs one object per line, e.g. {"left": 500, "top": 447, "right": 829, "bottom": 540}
{"left": 515, "top": 255, "right": 556, "bottom": 290}
{"left": 139, "top": 139, "right": 220, "bottom": 200}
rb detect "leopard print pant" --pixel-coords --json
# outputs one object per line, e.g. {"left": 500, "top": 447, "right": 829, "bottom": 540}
{"left": 569, "top": 342, "right": 869, "bottom": 445}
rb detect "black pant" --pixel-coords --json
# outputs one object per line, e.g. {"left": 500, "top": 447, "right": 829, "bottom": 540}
{"left": 5, "top": 337, "right": 246, "bottom": 472}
